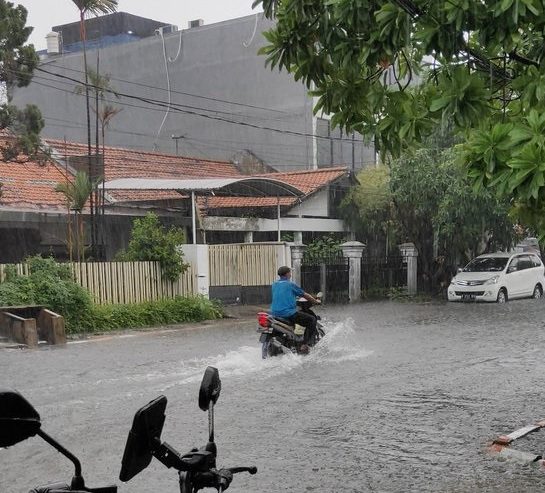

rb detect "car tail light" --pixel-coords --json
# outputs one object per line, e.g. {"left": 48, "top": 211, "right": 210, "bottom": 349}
{"left": 257, "top": 312, "right": 270, "bottom": 328}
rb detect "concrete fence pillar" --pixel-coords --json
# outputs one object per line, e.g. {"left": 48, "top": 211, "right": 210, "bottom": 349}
{"left": 320, "top": 263, "right": 327, "bottom": 302}
{"left": 399, "top": 242, "right": 418, "bottom": 295}
{"left": 244, "top": 231, "right": 254, "bottom": 243}
{"left": 180, "top": 244, "right": 210, "bottom": 298}
{"left": 290, "top": 243, "right": 306, "bottom": 285}
{"left": 341, "top": 241, "right": 366, "bottom": 303}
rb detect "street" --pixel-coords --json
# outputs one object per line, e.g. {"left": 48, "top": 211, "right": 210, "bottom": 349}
{"left": 3, "top": 300, "right": 545, "bottom": 492}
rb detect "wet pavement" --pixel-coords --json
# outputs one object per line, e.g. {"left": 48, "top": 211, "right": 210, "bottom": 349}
{"left": 3, "top": 299, "right": 545, "bottom": 492}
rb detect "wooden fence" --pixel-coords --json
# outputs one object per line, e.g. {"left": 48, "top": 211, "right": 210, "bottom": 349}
{"left": 209, "top": 243, "right": 279, "bottom": 287}
{"left": 0, "top": 261, "right": 196, "bottom": 305}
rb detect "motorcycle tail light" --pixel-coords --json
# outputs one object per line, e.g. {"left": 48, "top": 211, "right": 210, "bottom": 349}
{"left": 257, "top": 312, "right": 270, "bottom": 328}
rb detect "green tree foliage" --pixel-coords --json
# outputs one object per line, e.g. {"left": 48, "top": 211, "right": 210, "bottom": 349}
{"left": 119, "top": 212, "right": 188, "bottom": 282}
{"left": 342, "top": 166, "right": 397, "bottom": 256}
{"left": 304, "top": 235, "right": 343, "bottom": 262}
{"left": 344, "top": 148, "right": 517, "bottom": 291}
{"left": 391, "top": 147, "right": 516, "bottom": 289}
{"left": 255, "top": 0, "right": 545, "bottom": 231}
{"left": 0, "top": 1, "right": 43, "bottom": 158}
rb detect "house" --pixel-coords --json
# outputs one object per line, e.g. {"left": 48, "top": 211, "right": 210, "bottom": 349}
{"left": 0, "top": 136, "right": 355, "bottom": 262}
{"left": 198, "top": 167, "right": 352, "bottom": 244}
{"left": 12, "top": 12, "right": 375, "bottom": 172}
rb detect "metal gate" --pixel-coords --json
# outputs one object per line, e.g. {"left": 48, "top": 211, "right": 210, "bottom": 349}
{"left": 361, "top": 255, "right": 407, "bottom": 293}
{"left": 301, "top": 255, "right": 349, "bottom": 303}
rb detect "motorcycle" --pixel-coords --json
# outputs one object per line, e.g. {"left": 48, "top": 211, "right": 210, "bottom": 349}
{"left": 0, "top": 367, "right": 256, "bottom": 493}
{"left": 257, "top": 293, "right": 325, "bottom": 358}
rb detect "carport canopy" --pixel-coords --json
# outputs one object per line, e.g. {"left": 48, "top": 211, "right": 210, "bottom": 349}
{"left": 102, "top": 177, "right": 305, "bottom": 244}
{"left": 102, "top": 177, "right": 304, "bottom": 197}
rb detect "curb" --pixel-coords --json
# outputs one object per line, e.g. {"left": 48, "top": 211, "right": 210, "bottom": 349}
{"left": 487, "top": 419, "right": 545, "bottom": 466}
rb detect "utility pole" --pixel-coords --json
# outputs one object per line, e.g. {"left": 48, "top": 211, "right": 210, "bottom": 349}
{"left": 171, "top": 134, "right": 184, "bottom": 155}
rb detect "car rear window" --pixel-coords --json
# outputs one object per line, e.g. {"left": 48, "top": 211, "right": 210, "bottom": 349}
{"left": 463, "top": 257, "right": 508, "bottom": 272}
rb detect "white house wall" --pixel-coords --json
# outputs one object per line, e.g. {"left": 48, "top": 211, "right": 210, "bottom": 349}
{"left": 287, "top": 189, "right": 328, "bottom": 217}
{"left": 202, "top": 216, "right": 347, "bottom": 233}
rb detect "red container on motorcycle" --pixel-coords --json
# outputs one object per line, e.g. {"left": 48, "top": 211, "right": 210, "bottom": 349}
{"left": 257, "top": 312, "right": 270, "bottom": 328}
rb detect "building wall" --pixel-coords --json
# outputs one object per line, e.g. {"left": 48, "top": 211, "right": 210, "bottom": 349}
{"left": 287, "top": 189, "right": 329, "bottom": 218}
{"left": 13, "top": 14, "right": 375, "bottom": 172}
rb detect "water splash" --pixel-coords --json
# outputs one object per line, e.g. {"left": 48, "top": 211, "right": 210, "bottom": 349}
{"left": 159, "top": 317, "right": 372, "bottom": 391}
{"left": 310, "top": 317, "right": 372, "bottom": 363}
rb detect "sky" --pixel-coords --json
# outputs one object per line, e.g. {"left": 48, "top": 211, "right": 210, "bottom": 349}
{"left": 15, "top": 0, "right": 261, "bottom": 50}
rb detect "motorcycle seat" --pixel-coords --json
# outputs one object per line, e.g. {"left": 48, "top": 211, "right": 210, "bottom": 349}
{"left": 273, "top": 316, "right": 293, "bottom": 326}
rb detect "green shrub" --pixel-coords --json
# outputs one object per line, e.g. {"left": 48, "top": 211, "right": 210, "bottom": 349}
{"left": 0, "top": 256, "right": 93, "bottom": 330}
{"left": 78, "top": 296, "right": 223, "bottom": 333}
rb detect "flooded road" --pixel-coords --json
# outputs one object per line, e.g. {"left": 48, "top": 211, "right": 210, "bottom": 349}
{"left": 3, "top": 299, "right": 545, "bottom": 492}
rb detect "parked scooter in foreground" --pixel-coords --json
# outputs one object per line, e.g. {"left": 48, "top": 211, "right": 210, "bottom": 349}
{"left": 120, "top": 366, "right": 257, "bottom": 492}
{"left": 257, "top": 293, "right": 325, "bottom": 358}
{"left": 0, "top": 367, "right": 256, "bottom": 493}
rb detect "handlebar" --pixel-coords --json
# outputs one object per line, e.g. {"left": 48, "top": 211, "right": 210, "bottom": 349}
{"left": 179, "top": 465, "right": 257, "bottom": 492}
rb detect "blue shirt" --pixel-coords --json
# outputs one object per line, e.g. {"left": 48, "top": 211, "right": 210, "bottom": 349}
{"left": 270, "top": 277, "right": 305, "bottom": 318}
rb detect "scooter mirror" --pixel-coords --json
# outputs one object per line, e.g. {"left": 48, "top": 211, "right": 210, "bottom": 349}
{"left": 119, "top": 395, "right": 167, "bottom": 482}
{"left": 198, "top": 366, "right": 221, "bottom": 412}
{"left": 0, "top": 389, "right": 41, "bottom": 447}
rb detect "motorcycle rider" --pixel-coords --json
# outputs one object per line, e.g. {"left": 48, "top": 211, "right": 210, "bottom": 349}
{"left": 270, "top": 266, "right": 320, "bottom": 352}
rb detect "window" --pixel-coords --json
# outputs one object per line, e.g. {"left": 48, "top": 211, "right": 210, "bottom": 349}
{"left": 530, "top": 255, "right": 542, "bottom": 267}
{"left": 463, "top": 257, "right": 508, "bottom": 272}
{"left": 507, "top": 257, "right": 519, "bottom": 272}
{"left": 519, "top": 255, "right": 534, "bottom": 270}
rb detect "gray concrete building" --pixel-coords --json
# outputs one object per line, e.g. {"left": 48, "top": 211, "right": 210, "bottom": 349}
{"left": 13, "top": 12, "right": 375, "bottom": 172}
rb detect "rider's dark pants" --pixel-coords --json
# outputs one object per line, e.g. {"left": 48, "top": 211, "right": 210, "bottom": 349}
{"left": 287, "top": 311, "right": 316, "bottom": 345}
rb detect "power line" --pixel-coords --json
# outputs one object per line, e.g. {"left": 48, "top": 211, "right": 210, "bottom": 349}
{"left": 40, "top": 61, "right": 290, "bottom": 115}
{"left": 35, "top": 66, "right": 363, "bottom": 143}
{"left": 17, "top": 69, "right": 371, "bottom": 167}
{"left": 26, "top": 71, "right": 271, "bottom": 120}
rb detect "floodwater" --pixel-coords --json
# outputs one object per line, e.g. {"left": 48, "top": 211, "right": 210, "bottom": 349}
{"left": 3, "top": 299, "right": 545, "bottom": 492}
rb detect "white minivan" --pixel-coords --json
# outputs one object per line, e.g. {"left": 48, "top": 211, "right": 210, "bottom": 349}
{"left": 447, "top": 252, "right": 545, "bottom": 303}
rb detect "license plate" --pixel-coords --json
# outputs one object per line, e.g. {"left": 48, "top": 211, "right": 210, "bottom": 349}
{"left": 462, "top": 293, "right": 476, "bottom": 301}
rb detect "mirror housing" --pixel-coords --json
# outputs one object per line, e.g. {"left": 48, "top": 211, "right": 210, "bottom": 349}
{"left": 0, "top": 389, "right": 41, "bottom": 447}
{"left": 199, "top": 367, "right": 221, "bottom": 412}
{"left": 119, "top": 395, "right": 167, "bottom": 482}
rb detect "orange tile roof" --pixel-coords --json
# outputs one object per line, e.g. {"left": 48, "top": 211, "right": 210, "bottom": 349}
{"left": 0, "top": 159, "right": 69, "bottom": 211}
{"left": 263, "top": 166, "right": 347, "bottom": 194}
{"left": 45, "top": 140, "right": 242, "bottom": 180}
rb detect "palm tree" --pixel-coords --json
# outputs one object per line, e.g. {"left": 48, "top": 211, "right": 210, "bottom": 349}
{"left": 71, "top": 0, "right": 118, "bottom": 256}
{"left": 56, "top": 171, "right": 96, "bottom": 262}
{"left": 96, "top": 103, "right": 122, "bottom": 245}
{"left": 75, "top": 67, "right": 120, "bottom": 251}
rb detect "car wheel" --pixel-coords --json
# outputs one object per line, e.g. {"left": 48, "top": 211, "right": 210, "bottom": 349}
{"left": 533, "top": 284, "right": 543, "bottom": 299}
{"left": 497, "top": 288, "right": 508, "bottom": 304}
